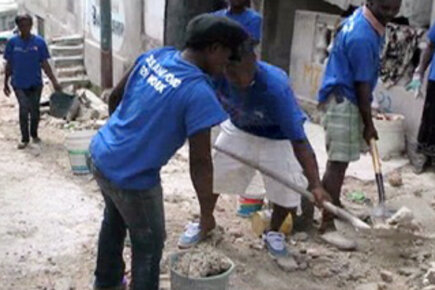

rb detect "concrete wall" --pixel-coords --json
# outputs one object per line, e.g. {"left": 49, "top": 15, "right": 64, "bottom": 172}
{"left": 261, "top": 0, "right": 341, "bottom": 72}
{"left": 84, "top": 0, "right": 144, "bottom": 86}
{"left": 17, "top": 0, "right": 84, "bottom": 38}
{"left": 290, "top": 10, "right": 425, "bottom": 148}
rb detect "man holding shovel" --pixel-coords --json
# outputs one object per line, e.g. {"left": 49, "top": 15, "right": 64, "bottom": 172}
{"left": 318, "top": 0, "right": 401, "bottom": 250}
{"left": 179, "top": 44, "right": 331, "bottom": 258}
{"left": 3, "top": 14, "right": 62, "bottom": 149}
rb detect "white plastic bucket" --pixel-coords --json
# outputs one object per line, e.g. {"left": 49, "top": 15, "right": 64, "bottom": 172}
{"left": 65, "top": 130, "right": 96, "bottom": 175}
{"left": 374, "top": 114, "right": 406, "bottom": 160}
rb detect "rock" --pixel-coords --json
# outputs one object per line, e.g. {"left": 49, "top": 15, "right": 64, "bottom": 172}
{"left": 249, "top": 240, "right": 264, "bottom": 251}
{"left": 380, "top": 270, "right": 393, "bottom": 283}
{"left": 423, "top": 268, "right": 435, "bottom": 285}
{"left": 423, "top": 286, "right": 435, "bottom": 290}
{"left": 378, "top": 282, "right": 387, "bottom": 290}
{"left": 311, "top": 264, "right": 333, "bottom": 278}
{"left": 228, "top": 228, "right": 243, "bottom": 239}
{"left": 355, "top": 283, "right": 380, "bottom": 290}
{"left": 388, "top": 170, "right": 403, "bottom": 187}
{"left": 172, "top": 251, "right": 231, "bottom": 278}
{"left": 276, "top": 256, "right": 299, "bottom": 272}
{"left": 292, "top": 232, "right": 309, "bottom": 242}
{"left": 398, "top": 267, "right": 419, "bottom": 277}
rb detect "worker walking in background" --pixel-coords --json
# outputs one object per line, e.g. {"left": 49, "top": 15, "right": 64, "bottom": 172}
{"left": 318, "top": 0, "right": 401, "bottom": 250}
{"left": 3, "top": 13, "right": 62, "bottom": 149}
{"left": 88, "top": 15, "right": 248, "bottom": 290}
{"left": 407, "top": 22, "right": 435, "bottom": 173}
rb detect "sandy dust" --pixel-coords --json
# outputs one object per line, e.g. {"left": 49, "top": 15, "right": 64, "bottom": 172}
{"left": 1, "top": 86, "right": 435, "bottom": 290}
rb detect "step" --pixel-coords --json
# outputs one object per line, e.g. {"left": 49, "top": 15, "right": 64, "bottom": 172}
{"left": 59, "top": 76, "right": 91, "bottom": 88}
{"left": 50, "top": 44, "right": 84, "bottom": 57}
{"left": 57, "top": 65, "right": 86, "bottom": 78}
{"left": 50, "top": 34, "right": 83, "bottom": 46}
{"left": 53, "top": 55, "right": 84, "bottom": 68}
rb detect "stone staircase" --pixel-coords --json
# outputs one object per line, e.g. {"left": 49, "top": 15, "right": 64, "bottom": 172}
{"left": 49, "top": 35, "right": 90, "bottom": 88}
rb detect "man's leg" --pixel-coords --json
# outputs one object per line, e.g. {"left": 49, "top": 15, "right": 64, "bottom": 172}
{"left": 94, "top": 193, "right": 127, "bottom": 289}
{"left": 15, "top": 89, "right": 31, "bottom": 144}
{"left": 320, "top": 160, "right": 349, "bottom": 231}
{"left": 29, "top": 86, "right": 42, "bottom": 141}
{"left": 114, "top": 185, "right": 165, "bottom": 290}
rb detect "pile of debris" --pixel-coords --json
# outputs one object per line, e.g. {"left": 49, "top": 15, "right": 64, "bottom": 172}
{"left": 41, "top": 87, "right": 109, "bottom": 131}
{"left": 172, "top": 250, "right": 232, "bottom": 278}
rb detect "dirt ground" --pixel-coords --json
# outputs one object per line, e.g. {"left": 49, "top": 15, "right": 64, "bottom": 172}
{"left": 1, "top": 87, "right": 435, "bottom": 290}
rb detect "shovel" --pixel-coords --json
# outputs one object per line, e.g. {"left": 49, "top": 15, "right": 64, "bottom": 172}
{"left": 369, "top": 139, "right": 395, "bottom": 220}
{"left": 214, "top": 145, "right": 371, "bottom": 232}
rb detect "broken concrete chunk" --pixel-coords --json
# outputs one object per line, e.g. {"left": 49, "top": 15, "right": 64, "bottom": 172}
{"left": 380, "top": 270, "right": 394, "bottom": 283}
{"left": 355, "top": 282, "right": 380, "bottom": 290}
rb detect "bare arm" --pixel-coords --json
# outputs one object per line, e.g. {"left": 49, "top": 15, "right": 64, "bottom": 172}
{"left": 189, "top": 129, "right": 217, "bottom": 233}
{"left": 108, "top": 65, "right": 134, "bottom": 115}
{"left": 355, "top": 81, "right": 377, "bottom": 144}
{"left": 415, "top": 41, "right": 435, "bottom": 79}
{"left": 41, "top": 60, "right": 61, "bottom": 91}
{"left": 292, "top": 139, "right": 330, "bottom": 207}
{"left": 3, "top": 61, "right": 11, "bottom": 97}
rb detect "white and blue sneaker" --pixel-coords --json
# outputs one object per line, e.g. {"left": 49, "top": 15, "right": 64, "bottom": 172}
{"left": 177, "top": 222, "right": 202, "bottom": 249}
{"left": 264, "top": 231, "right": 288, "bottom": 258}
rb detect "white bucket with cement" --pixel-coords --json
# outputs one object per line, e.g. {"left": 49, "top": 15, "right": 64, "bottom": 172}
{"left": 374, "top": 114, "right": 405, "bottom": 160}
{"left": 65, "top": 130, "right": 96, "bottom": 175}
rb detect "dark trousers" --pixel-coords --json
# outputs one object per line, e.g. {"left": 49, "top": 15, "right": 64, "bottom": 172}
{"left": 14, "top": 86, "right": 43, "bottom": 143}
{"left": 89, "top": 160, "right": 165, "bottom": 290}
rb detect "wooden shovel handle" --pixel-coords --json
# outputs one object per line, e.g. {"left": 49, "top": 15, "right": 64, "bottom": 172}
{"left": 214, "top": 145, "right": 371, "bottom": 231}
{"left": 370, "top": 139, "right": 382, "bottom": 174}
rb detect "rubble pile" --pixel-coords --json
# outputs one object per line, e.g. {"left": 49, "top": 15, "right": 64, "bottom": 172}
{"left": 41, "top": 87, "right": 109, "bottom": 131}
{"left": 172, "top": 251, "right": 232, "bottom": 278}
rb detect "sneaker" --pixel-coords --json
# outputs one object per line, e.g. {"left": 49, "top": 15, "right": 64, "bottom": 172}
{"left": 32, "top": 137, "right": 41, "bottom": 144}
{"left": 17, "top": 142, "right": 28, "bottom": 150}
{"left": 264, "top": 231, "right": 288, "bottom": 258}
{"left": 177, "top": 222, "right": 202, "bottom": 249}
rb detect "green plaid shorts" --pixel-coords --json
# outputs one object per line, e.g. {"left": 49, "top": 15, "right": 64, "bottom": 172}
{"left": 322, "top": 94, "right": 367, "bottom": 162}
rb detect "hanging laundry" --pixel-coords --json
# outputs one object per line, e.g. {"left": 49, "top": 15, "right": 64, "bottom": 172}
{"left": 380, "top": 23, "right": 426, "bottom": 87}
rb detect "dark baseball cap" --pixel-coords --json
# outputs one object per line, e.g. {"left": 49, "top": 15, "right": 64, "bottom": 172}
{"left": 185, "top": 14, "right": 250, "bottom": 61}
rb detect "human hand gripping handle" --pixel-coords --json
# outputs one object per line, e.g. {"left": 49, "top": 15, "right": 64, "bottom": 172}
{"left": 311, "top": 186, "right": 332, "bottom": 209}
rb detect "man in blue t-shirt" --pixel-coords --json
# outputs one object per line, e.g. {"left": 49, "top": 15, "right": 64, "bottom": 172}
{"left": 179, "top": 47, "right": 330, "bottom": 258}
{"left": 318, "top": 0, "right": 401, "bottom": 249}
{"left": 3, "top": 14, "right": 62, "bottom": 149}
{"left": 407, "top": 23, "right": 435, "bottom": 173}
{"left": 89, "top": 14, "right": 248, "bottom": 290}
{"left": 213, "top": 0, "right": 262, "bottom": 43}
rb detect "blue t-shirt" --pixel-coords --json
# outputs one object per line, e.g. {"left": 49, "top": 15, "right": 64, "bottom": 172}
{"left": 215, "top": 61, "right": 307, "bottom": 141}
{"left": 318, "top": 8, "right": 384, "bottom": 104}
{"left": 90, "top": 47, "right": 227, "bottom": 190}
{"left": 4, "top": 35, "right": 50, "bottom": 89}
{"left": 427, "top": 24, "right": 435, "bottom": 81}
{"left": 213, "top": 8, "right": 262, "bottom": 42}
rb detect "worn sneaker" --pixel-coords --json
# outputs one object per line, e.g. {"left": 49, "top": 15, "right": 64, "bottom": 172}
{"left": 177, "top": 222, "right": 202, "bottom": 249}
{"left": 264, "top": 231, "right": 288, "bottom": 258}
{"left": 32, "top": 137, "right": 42, "bottom": 144}
{"left": 17, "top": 142, "right": 28, "bottom": 150}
